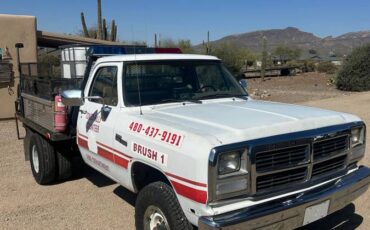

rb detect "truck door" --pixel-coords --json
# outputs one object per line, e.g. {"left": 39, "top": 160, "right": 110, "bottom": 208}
{"left": 77, "top": 63, "right": 122, "bottom": 176}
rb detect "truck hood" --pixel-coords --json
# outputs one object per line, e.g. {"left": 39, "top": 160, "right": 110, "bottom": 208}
{"left": 143, "top": 99, "right": 360, "bottom": 145}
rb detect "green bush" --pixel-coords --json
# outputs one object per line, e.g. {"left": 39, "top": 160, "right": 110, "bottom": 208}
{"left": 285, "top": 60, "right": 304, "bottom": 68}
{"left": 317, "top": 61, "right": 337, "bottom": 74}
{"left": 285, "top": 60, "right": 316, "bottom": 72}
{"left": 336, "top": 43, "right": 370, "bottom": 91}
{"left": 210, "top": 43, "right": 256, "bottom": 75}
{"left": 303, "top": 60, "right": 316, "bottom": 72}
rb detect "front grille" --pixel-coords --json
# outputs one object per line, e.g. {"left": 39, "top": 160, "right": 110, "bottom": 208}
{"left": 313, "top": 135, "right": 348, "bottom": 160}
{"left": 256, "top": 167, "right": 307, "bottom": 191}
{"left": 312, "top": 155, "right": 347, "bottom": 177}
{"left": 255, "top": 145, "right": 309, "bottom": 172}
{"left": 252, "top": 133, "right": 350, "bottom": 194}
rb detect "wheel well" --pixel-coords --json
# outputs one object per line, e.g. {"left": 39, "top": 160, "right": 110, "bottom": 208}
{"left": 131, "top": 162, "right": 171, "bottom": 192}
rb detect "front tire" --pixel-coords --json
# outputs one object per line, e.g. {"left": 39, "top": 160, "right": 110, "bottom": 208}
{"left": 135, "top": 182, "right": 193, "bottom": 230}
{"left": 29, "top": 133, "right": 56, "bottom": 185}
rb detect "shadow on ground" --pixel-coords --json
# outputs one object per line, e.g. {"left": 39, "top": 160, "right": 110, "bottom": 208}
{"left": 77, "top": 163, "right": 137, "bottom": 207}
{"left": 297, "top": 203, "right": 363, "bottom": 230}
{"left": 113, "top": 186, "right": 137, "bottom": 207}
{"left": 79, "top": 163, "right": 116, "bottom": 187}
{"left": 56, "top": 156, "right": 137, "bottom": 206}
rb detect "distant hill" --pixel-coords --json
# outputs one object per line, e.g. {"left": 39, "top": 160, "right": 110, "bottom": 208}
{"left": 197, "top": 27, "right": 370, "bottom": 57}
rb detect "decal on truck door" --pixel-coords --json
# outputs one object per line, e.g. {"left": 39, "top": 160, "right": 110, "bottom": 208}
{"left": 128, "top": 121, "right": 184, "bottom": 147}
{"left": 85, "top": 111, "right": 101, "bottom": 133}
{"left": 132, "top": 142, "right": 168, "bottom": 166}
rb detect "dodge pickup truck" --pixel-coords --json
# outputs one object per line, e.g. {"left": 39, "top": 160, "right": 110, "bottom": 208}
{"left": 16, "top": 45, "right": 369, "bottom": 230}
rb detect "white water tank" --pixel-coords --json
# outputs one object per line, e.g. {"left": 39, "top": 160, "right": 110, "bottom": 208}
{"left": 61, "top": 47, "right": 88, "bottom": 78}
{"left": 61, "top": 47, "right": 88, "bottom": 61}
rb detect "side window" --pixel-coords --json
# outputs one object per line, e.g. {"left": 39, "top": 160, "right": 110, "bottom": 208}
{"left": 89, "top": 66, "right": 118, "bottom": 106}
{"left": 196, "top": 65, "right": 227, "bottom": 91}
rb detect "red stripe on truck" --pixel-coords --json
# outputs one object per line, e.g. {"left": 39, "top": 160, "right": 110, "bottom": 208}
{"left": 78, "top": 133, "right": 88, "bottom": 139}
{"left": 165, "top": 172, "right": 207, "bottom": 187}
{"left": 97, "top": 141, "right": 132, "bottom": 159}
{"left": 77, "top": 137, "right": 89, "bottom": 149}
{"left": 78, "top": 139, "right": 206, "bottom": 202}
{"left": 114, "top": 155, "right": 129, "bottom": 169}
{"left": 97, "top": 146, "right": 114, "bottom": 162}
{"left": 97, "top": 146, "right": 129, "bottom": 169}
{"left": 170, "top": 180, "right": 207, "bottom": 204}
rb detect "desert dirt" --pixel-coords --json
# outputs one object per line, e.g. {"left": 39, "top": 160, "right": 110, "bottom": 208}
{"left": 247, "top": 72, "right": 351, "bottom": 103}
{"left": 0, "top": 73, "right": 369, "bottom": 230}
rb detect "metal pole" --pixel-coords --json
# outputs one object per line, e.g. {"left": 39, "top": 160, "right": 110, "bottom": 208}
{"left": 15, "top": 43, "right": 24, "bottom": 116}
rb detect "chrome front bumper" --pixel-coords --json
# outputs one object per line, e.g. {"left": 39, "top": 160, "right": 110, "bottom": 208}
{"left": 199, "top": 166, "right": 370, "bottom": 230}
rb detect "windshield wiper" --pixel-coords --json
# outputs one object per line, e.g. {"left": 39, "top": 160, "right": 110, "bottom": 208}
{"left": 159, "top": 98, "right": 202, "bottom": 104}
{"left": 194, "top": 93, "right": 248, "bottom": 100}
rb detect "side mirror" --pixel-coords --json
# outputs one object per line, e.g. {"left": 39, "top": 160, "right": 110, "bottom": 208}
{"left": 61, "top": 90, "right": 105, "bottom": 107}
{"left": 101, "top": 106, "right": 112, "bottom": 121}
{"left": 239, "top": 79, "right": 248, "bottom": 89}
{"left": 61, "top": 90, "right": 84, "bottom": 106}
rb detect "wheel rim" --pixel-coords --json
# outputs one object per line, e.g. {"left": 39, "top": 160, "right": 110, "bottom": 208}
{"left": 143, "top": 205, "right": 170, "bottom": 230}
{"left": 31, "top": 145, "right": 40, "bottom": 173}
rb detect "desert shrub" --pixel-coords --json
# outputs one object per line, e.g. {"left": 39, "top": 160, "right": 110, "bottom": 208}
{"left": 336, "top": 43, "right": 370, "bottom": 91}
{"left": 317, "top": 61, "right": 337, "bottom": 74}
{"left": 303, "top": 60, "right": 316, "bottom": 72}
{"left": 273, "top": 45, "right": 302, "bottom": 60}
{"left": 286, "top": 60, "right": 304, "bottom": 68}
{"left": 211, "top": 43, "right": 256, "bottom": 75}
{"left": 285, "top": 60, "right": 316, "bottom": 72}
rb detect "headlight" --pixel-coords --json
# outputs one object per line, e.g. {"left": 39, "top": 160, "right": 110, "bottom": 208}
{"left": 351, "top": 126, "right": 365, "bottom": 148}
{"left": 218, "top": 151, "right": 241, "bottom": 175}
{"left": 349, "top": 125, "right": 366, "bottom": 163}
{"left": 211, "top": 149, "right": 248, "bottom": 201}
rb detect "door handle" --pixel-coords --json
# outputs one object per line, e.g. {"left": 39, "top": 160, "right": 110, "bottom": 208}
{"left": 79, "top": 109, "right": 87, "bottom": 114}
{"left": 115, "top": 134, "right": 127, "bottom": 147}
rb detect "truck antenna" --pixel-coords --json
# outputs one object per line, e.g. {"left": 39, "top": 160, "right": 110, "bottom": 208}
{"left": 132, "top": 26, "right": 143, "bottom": 115}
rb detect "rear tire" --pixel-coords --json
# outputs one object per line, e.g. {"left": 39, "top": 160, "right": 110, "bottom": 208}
{"left": 56, "top": 150, "right": 72, "bottom": 181}
{"left": 29, "top": 134, "right": 56, "bottom": 185}
{"left": 135, "top": 181, "right": 193, "bottom": 230}
{"left": 24, "top": 128, "right": 33, "bottom": 161}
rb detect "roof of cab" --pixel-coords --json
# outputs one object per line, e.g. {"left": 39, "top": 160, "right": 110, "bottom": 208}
{"left": 96, "top": 53, "right": 220, "bottom": 63}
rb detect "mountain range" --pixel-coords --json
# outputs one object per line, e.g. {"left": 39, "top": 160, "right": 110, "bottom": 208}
{"left": 200, "top": 27, "right": 370, "bottom": 57}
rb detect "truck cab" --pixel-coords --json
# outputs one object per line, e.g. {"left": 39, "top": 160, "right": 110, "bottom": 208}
{"left": 19, "top": 50, "right": 370, "bottom": 230}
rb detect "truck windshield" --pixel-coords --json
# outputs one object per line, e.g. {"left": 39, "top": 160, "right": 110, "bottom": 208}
{"left": 123, "top": 60, "right": 247, "bottom": 106}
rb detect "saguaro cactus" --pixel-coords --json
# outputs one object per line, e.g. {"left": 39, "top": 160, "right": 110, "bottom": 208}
{"left": 202, "top": 31, "right": 211, "bottom": 54}
{"left": 80, "top": 0, "right": 118, "bottom": 41}
{"left": 80, "top": 12, "right": 89, "bottom": 38}
{"left": 97, "top": 0, "right": 103, "bottom": 39}
{"left": 110, "top": 20, "right": 116, "bottom": 41}
{"left": 102, "top": 18, "right": 107, "bottom": 40}
{"left": 261, "top": 36, "right": 267, "bottom": 81}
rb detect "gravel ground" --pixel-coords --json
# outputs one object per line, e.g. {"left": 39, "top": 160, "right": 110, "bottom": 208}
{"left": 0, "top": 90, "right": 369, "bottom": 230}
{"left": 247, "top": 72, "right": 351, "bottom": 103}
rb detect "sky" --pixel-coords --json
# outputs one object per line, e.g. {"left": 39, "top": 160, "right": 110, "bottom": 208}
{"left": 2, "top": 0, "right": 370, "bottom": 46}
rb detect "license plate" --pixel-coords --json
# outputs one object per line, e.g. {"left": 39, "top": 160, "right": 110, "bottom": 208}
{"left": 303, "top": 200, "right": 330, "bottom": 225}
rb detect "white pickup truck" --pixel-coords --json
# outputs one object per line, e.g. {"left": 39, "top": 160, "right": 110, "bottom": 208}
{"left": 17, "top": 46, "right": 369, "bottom": 229}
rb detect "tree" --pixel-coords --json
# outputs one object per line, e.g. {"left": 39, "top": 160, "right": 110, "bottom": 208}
{"left": 160, "top": 38, "right": 195, "bottom": 54}
{"left": 317, "top": 61, "right": 337, "bottom": 74}
{"left": 160, "top": 38, "right": 177, "bottom": 48}
{"left": 211, "top": 42, "right": 257, "bottom": 75}
{"left": 336, "top": 43, "right": 370, "bottom": 91}
{"left": 177, "top": 40, "right": 195, "bottom": 54}
{"left": 273, "top": 45, "right": 302, "bottom": 60}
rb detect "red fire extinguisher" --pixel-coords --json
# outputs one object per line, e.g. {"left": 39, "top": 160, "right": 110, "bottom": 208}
{"left": 54, "top": 94, "right": 67, "bottom": 132}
